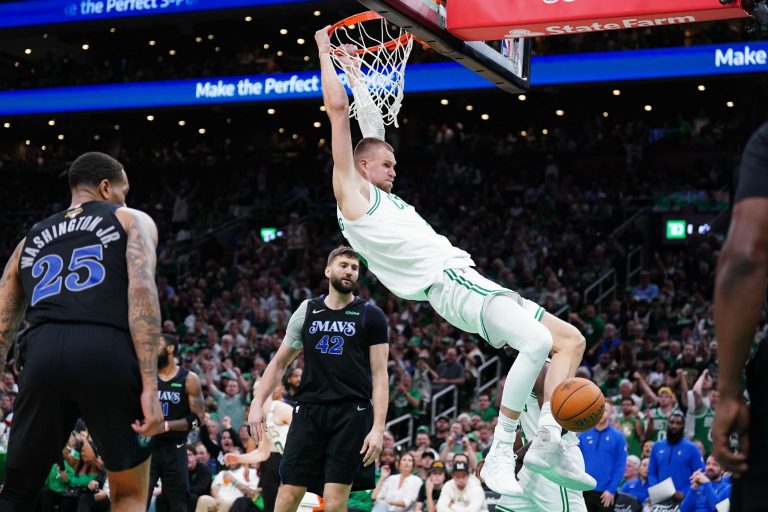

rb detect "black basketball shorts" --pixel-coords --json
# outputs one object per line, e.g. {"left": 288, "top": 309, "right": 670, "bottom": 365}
{"left": 732, "top": 338, "right": 768, "bottom": 512}
{"left": 280, "top": 401, "right": 375, "bottom": 492}
{"left": 7, "top": 323, "right": 153, "bottom": 472}
{"left": 149, "top": 440, "right": 189, "bottom": 504}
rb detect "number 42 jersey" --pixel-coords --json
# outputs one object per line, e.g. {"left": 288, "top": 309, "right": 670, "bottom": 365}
{"left": 285, "top": 296, "right": 388, "bottom": 404}
{"left": 18, "top": 201, "right": 129, "bottom": 331}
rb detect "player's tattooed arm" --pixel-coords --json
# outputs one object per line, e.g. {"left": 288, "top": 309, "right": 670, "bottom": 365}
{"left": 187, "top": 371, "right": 207, "bottom": 423}
{"left": 123, "top": 209, "right": 161, "bottom": 387}
{"left": 0, "top": 240, "right": 26, "bottom": 368}
{"left": 121, "top": 208, "right": 164, "bottom": 435}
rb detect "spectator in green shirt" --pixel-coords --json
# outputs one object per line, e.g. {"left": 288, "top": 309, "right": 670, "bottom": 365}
{"left": 471, "top": 393, "right": 498, "bottom": 423}
{"left": 390, "top": 373, "right": 423, "bottom": 419}
{"left": 569, "top": 303, "right": 605, "bottom": 351}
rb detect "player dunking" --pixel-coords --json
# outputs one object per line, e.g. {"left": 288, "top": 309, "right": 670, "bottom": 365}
{"left": 0, "top": 152, "right": 164, "bottom": 510}
{"left": 314, "top": 28, "right": 593, "bottom": 496}
{"left": 149, "top": 334, "right": 206, "bottom": 511}
{"left": 713, "top": 121, "right": 768, "bottom": 512}
{"left": 248, "top": 246, "right": 390, "bottom": 512}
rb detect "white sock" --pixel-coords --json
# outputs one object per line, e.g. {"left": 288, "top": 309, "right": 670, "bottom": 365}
{"left": 538, "top": 402, "right": 562, "bottom": 442}
{"left": 494, "top": 414, "right": 519, "bottom": 444}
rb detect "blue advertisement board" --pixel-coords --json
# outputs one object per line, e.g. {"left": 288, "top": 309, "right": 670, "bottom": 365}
{"left": 0, "top": 42, "right": 765, "bottom": 115}
{"left": 0, "top": 0, "right": 308, "bottom": 28}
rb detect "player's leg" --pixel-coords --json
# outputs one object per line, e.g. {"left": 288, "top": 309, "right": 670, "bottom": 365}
{"left": 524, "top": 464, "right": 588, "bottom": 512}
{"left": 108, "top": 458, "right": 152, "bottom": 512}
{"left": 274, "top": 485, "right": 307, "bottom": 512}
{"left": 160, "top": 444, "right": 191, "bottom": 512}
{"left": 565, "top": 487, "right": 588, "bottom": 512}
{"left": 526, "top": 368, "right": 595, "bottom": 492}
{"left": 260, "top": 452, "right": 283, "bottom": 512}
{"left": 539, "top": 312, "right": 585, "bottom": 404}
{"left": 147, "top": 450, "right": 162, "bottom": 509}
{"left": 279, "top": 403, "right": 326, "bottom": 512}
{"left": 428, "top": 270, "right": 550, "bottom": 495}
{"left": 494, "top": 477, "right": 538, "bottom": 512}
{"left": 323, "top": 401, "right": 374, "bottom": 511}
{"left": 323, "top": 483, "right": 353, "bottom": 512}
{"left": 472, "top": 276, "right": 591, "bottom": 491}
{"left": 76, "top": 326, "right": 154, "bottom": 510}
{"left": 477, "top": 293, "right": 552, "bottom": 496}
{"left": 0, "top": 325, "right": 80, "bottom": 510}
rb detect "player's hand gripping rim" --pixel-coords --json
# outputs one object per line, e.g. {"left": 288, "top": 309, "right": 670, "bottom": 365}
{"left": 361, "top": 427, "right": 383, "bottom": 467}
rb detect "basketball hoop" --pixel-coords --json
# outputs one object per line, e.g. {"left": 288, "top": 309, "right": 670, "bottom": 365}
{"left": 327, "top": 11, "right": 423, "bottom": 128}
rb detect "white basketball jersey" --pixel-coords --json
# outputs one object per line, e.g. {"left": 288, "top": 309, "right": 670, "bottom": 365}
{"left": 266, "top": 401, "right": 289, "bottom": 454}
{"left": 337, "top": 182, "right": 473, "bottom": 300}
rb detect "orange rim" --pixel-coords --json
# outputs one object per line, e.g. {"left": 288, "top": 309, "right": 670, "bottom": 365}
{"left": 327, "top": 11, "right": 425, "bottom": 55}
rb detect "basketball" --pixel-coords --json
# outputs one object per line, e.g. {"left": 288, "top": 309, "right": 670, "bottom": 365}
{"left": 551, "top": 378, "right": 605, "bottom": 432}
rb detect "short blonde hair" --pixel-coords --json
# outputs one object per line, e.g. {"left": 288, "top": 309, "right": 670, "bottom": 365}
{"left": 354, "top": 137, "right": 394, "bottom": 159}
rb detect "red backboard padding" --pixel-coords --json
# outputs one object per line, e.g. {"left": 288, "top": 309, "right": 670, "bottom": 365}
{"left": 446, "top": 0, "right": 748, "bottom": 40}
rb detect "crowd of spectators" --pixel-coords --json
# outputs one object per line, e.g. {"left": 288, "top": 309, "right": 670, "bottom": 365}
{"left": 0, "top": 65, "right": 764, "bottom": 511}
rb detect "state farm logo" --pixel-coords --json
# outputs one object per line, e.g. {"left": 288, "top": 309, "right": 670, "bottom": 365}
{"left": 507, "top": 15, "right": 696, "bottom": 37}
{"left": 506, "top": 29, "right": 545, "bottom": 37}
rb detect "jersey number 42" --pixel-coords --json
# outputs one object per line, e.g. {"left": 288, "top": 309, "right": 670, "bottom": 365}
{"left": 315, "top": 335, "right": 344, "bottom": 355}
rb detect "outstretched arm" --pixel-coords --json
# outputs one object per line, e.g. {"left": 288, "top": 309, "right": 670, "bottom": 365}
{"left": 0, "top": 241, "right": 26, "bottom": 368}
{"left": 633, "top": 371, "right": 658, "bottom": 406}
{"left": 226, "top": 433, "right": 271, "bottom": 465}
{"left": 315, "top": 27, "right": 363, "bottom": 206}
{"left": 248, "top": 342, "right": 300, "bottom": 443}
{"left": 687, "top": 369, "right": 708, "bottom": 412}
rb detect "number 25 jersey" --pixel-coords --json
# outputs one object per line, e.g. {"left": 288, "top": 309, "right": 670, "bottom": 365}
{"left": 18, "top": 201, "right": 129, "bottom": 331}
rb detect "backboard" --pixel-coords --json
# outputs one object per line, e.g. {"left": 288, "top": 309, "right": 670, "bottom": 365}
{"left": 356, "top": 0, "right": 530, "bottom": 93}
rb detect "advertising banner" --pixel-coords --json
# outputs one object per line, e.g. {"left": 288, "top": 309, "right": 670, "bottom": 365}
{"left": 447, "top": 0, "right": 748, "bottom": 40}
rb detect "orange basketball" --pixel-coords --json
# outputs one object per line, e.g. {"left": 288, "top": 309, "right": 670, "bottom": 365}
{"left": 551, "top": 377, "right": 605, "bottom": 432}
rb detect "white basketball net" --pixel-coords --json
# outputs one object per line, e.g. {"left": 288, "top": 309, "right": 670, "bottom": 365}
{"left": 329, "top": 16, "right": 415, "bottom": 130}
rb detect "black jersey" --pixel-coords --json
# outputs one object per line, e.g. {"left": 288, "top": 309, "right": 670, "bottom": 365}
{"left": 735, "top": 120, "right": 768, "bottom": 202}
{"left": 295, "top": 296, "right": 388, "bottom": 404}
{"left": 18, "top": 201, "right": 129, "bottom": 332}
{"left": 156, "top": 367, "right": 191, "bottom": 442}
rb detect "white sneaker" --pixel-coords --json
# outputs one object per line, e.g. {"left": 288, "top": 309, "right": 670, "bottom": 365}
{"left": 523, "top": 429, "right": 596, "bottom": 491}
{"left": 480, "top": 439, "right": 523, "bottom": 496}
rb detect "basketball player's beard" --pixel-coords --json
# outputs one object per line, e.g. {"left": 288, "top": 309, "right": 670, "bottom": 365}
{"left": 330, "top": 275, "right": 355, "bottom": 294}
{"left": 157, "top": 352, "right": 170, "bottom": 370}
